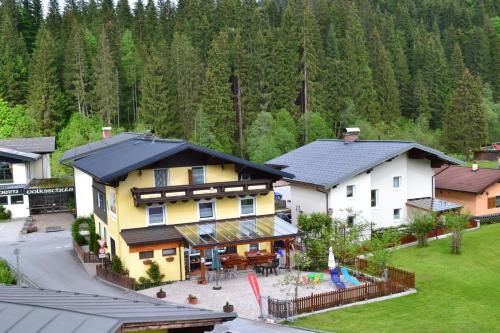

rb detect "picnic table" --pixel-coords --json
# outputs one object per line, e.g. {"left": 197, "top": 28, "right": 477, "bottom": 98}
{"left": 220, "top": 253, "right": 248, "bottom": 270}
{"left": 245, "top": 250, "right": 276, "bottom": 266}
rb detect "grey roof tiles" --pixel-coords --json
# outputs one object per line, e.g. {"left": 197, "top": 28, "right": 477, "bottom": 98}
{"left": 0, "top": 137, "right": 55, "bottom": 153}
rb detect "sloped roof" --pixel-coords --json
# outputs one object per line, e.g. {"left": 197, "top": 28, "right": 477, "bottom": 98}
{"left": 406, "top": 197, "right": 462, "bottom": 212}
{"left": 60, "top": 132, "right": 142, "bottom": 164}
{"left": 435, "top": 165, "right": 500, "bottom": 193}
{"left": 266, "top": 139, "right": 463, "bottom": 189}
{"left": 73, "top": 137, "right": 292, "bottom": 183}
{"left": 0, "top": 147, "right": 40, "bottom": 161}
{"left": 0, "top": 137, "right": 55, "bottom": 153}
{"left": 121, "top": 225, "right": 184, "bottom": 246}
{"left": 0, "top": 285, "right": 235, "bottom": 333}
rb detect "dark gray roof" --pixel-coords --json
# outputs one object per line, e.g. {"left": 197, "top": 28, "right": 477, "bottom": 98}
{"left": 0, "top": 285, "right": 235, "bottom": 333}
{"left": 60, "top": 132, "right": 141, "bottom": 164}
{"left": 0, "top": 137, "right": 55, "bottom": 153}
{"left": 0, "top": 147, "right": 40, "bottom": 161}
{"left": 73, "top": 137, "right": 292, "bottom": 183}
{"left": 406, "top": 197, "right": 462, "bottom": 212}
{"left": 266, "top": 140, "right": 463, "bottom": 189}
{"left": 121, "top": 225, "right": 184, "bottom": 246}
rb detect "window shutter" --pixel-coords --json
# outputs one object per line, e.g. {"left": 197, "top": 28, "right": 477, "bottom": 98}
{"left": 487, "top": 197, "right": 496, "bottom": 209}
{"left": 188, "top": 168, "right": 193, "bottom": 185}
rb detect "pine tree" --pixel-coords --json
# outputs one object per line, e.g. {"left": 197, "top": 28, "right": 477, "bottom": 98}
{"left": 27, "top": 26, "right": 64, "bottom": 135}
{"left": 449, "top": 42, "right": 466, "bottom": 88}
{"left": 120, "top": 29, "right": 140, "bottom": 125}
{"left": 92, "top": 28, "right": 118, "bottom": 125}
{"left": 444, "top": 69, "right": 487, "bottom": 160}
{"left": 116, "top": 0, "right": 132, "bottom": 34}
{"left": 245, "top": 111, "right": 279, "bottom": 163}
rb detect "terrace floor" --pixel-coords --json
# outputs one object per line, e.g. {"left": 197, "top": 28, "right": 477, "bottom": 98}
{"left": 139, "top": 269, "right": 351, "bottom": 320}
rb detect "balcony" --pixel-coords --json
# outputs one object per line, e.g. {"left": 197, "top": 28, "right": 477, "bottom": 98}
{"left": 131, "top": 179, "right": 272, "bottom": 206}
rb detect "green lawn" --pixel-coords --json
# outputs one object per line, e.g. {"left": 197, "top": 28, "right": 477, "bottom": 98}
{"left": 290, "top": 224, "right": 500, "bottom": 333}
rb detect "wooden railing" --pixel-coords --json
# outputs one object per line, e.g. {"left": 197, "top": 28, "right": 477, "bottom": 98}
{"left": 73, "top": 239, "right": 100, "bottom": 263}
{"left": 96, "top": 264, "right": 136, "bottom": 290}
{"left": 131, "top": 179, "right": 272, "bottom": 206}
{"left": 268, "top": 262, "right": 415, "bottom": 319}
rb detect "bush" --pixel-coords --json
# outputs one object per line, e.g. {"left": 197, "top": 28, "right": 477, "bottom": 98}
{"left": 0, "top": 205, "right": 11, "bottom": 220}
{"left": 137, "top": 276, "right": 152, "bottom": 290}
{"left": 87, "top": 217, "right": 98, "bottom": 253}
{"left": 71, "top": 219, "right": 86, "bottom": 245}
{"left": 146, "top": 261, "right": 164, "bottom": 285}
{"left": 0, "top": 260, "right": 16, "bottom": 285}
{"left": 444, "top": 212, "right": 471, "bottom": 255}
{"left": 71, "top": 216, "right": 98, "bottom": 251}
{"left": 409, "top": 212, "right": 436, "bottom": 247}
{"left": 111, "top": 256, "right": 123, "bottom": 274}
{"left": 368, "top": 229, "right": 401, "bottom": 275}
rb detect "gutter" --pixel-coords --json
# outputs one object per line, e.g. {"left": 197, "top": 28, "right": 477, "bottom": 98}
{"left": 316, "top": 187, "right": 330, "bottom": 215}
{"left": 432, "top": 164, "right": 451, "bottom": 199}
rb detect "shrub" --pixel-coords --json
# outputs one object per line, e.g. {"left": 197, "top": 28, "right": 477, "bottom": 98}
{"left": 0, "top": 260, "right": 16, "bottom": 285}
{"left": 71, "top": 216, "right": 98, "bottom": 251}
{"left": 409, "top": 212, "right": 436, "bottom": 247}
{"left": 71, "top": 219, "right": 86, "bottom": 245}
{"left": 87, "top": 216, "right": 98, "bottom": 253}
{"left": 146, "top": 261, "right": 164, "bottom": 285}
{"left": 444, "top": 212, "right": 471, "bottom": 255}
{"left": 368, "top": 229, "right": 401, "bottom": 275}
{"left": 137, "top": 276, "right": 151, "bottom": 289}
{"left": 0, "top": 205, "right": 11, "bottom": 220}
{"left": 111, "top": 256, "right": 123, "bottom": 274}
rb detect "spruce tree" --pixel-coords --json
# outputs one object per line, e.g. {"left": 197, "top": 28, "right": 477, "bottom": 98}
{"left": 120, "top": 29, "right": 140, "bottom": 125}
{"left": 27, "top": 26, "right": 64, "bottom": 135}
{"left": 116, "top": 0, "right": 132, "bottom": 34}
{"left": 449, "top": 42, "right": 466, "bottom": 88}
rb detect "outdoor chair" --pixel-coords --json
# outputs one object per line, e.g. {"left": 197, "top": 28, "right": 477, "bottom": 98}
{"left": 224, "top": 265, "right": 237, "bottom": 280}
{"left": 262, "top": 259, "right": 280, "bottom": 277}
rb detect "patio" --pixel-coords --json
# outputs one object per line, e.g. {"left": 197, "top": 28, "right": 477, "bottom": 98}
{"left": 139, "top": 268, "right": 349, "bottom": 320}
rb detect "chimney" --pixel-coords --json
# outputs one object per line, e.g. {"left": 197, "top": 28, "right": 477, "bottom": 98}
{"left": 102, "top": 127, "right": 112, "bottom": 139}
{"left": 343, "top": 127, "right": 360, "bottom": 143}
{"left": 472, "top": 161, "right": 478, "bottom": 172}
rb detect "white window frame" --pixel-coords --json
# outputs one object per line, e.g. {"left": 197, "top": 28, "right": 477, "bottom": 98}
{"left": 239, "top": 196, "right": 256, "bottom": 216}
{"left": 393, "top": 208, "right": 402, "bottom": 221}
{"left": 198, "top": 200, "right": 216, "bottom": 220}
{"left": 147, "top": 205, "right": 166, "bottom": 226}
{"left": 154, "top": 168, "right": 169, "bottom": 187}
{"left": 192, "top": 166, "right": 206, "bottom": 185}
{"left": 371, "top": 189, "right": 379, "bottom": 208}
{"left": 393, "top": 176, "right": 402, "bottom": 189}
{"left": 108, "top": 189, "right": 116, "bottom": 219}
{"left": 97, "top": 191, "right": 105, "bottom": 209}
{"left": 346, "top": 185, "right": 355, "bottom": 199}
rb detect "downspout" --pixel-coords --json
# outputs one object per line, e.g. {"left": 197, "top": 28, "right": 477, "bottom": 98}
{"left": 432, "top": 164, "right": 451, "bottom": 199}
{"left": 316, "top": 187, "right": 329, "bottom": 215}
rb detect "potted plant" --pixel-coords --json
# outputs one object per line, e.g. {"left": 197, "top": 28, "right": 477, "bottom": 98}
{"left": 223, "top": 301, "right": 234, "bottom": 313}
{"left": 165, "top": 256, "right": 174, "bottom": 262}
{"left": 143, "top": 259, "right": 152, "bottom": 265}
{"left": 187, "top": 294, "right": 198, "bottom": 305}
{"left": 156, "top": 288, "right": 166, "bottom": 298}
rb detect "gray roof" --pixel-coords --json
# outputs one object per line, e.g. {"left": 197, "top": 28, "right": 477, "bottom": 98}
{"left": 406, "top": 197, "right": 462, "bottom": 212}
{"left": 0, "top": 285, "right": 235, "bottom": 333}
{"left": 121, "top": 225, "right": 184, "bottom": 246}
{"left": 0, "top": 137, "right": 55, "bottom": 153}
{"left": 73, "top": 137, "right": 292, "bottom": 183}
{"left": 60, "top": 132, "right": 141, "bottom": 164}
{"left": 0, "top": 147, "right": 40, "bottom": 161}
{"left": 266, "top": 140, "right": 463, "bottom": 189}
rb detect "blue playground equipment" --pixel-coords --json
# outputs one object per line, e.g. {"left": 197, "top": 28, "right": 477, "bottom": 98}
{"left": 329, "top": 267, "right": 346, "bottom": 289}
{"left": 341, "top": 266, "right": 361, "bottom": 285}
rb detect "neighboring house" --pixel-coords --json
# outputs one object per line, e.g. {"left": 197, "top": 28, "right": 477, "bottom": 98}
{"left": 473, "top": 143, "right": 500, "bottom": 162}
{"left": 60, "top": 128, "right": 141, "bottom": 217}
{"left": 0, "top": 137, "right": 61, "bottom": 218}
{"left": 64, "top": 134, "right": 299, "bottom": 283}
{"left": 273, "top": 179, "right": 291, "bottom": 209}
{"left": 266, "top": 128, "right": 462, "bottom": 229}
{"left": 435, "top": 165, "right": 500, "bottom": 221}
{"left": 0, "top": 285, "right": 235, "bottom": 333}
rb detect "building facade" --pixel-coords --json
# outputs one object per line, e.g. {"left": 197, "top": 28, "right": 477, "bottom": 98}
{"left": 68, "top": 135, "right": 296, "bottom": 282}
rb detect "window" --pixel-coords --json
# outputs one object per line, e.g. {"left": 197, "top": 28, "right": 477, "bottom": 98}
{"left": 109, "top": 190, "right": 116, "bottom": 216}
{"left": 0, "top": 196, "right": 8, "bottom": 205}
{"left": 346, "top": 185, "right": 355, "bottom": 198}
{"left": 103, "top": 226, "right": 107, "bottom": 240}
{"left": 10, "top": 195, "right": 23, "bottom": 204}
{"left": 0, "top": 162, "right": 13, "bottom": 184}
{"left": 162, "top": 248, "right": 176, "bottom": 256}
{"left": 147, "top": 206, "right": 165, "bottom": 225}
{"left": 192, "top": 167, "right": 205, "bottom": 185}
{"left": 240, "top": 197, "right": 255, "bottom": 216}
{"left": 347, "top": 216, "right": 355, "bottom": 227}
{"left": 393, "top": 208, "right": 402, "bottom": 220}
{"left": 139, "top": 251, "right": 154, "bottom": 259}
{"left": 97, "top": 191, "right": 105, "bottom": 209}
{"left": 371, "top": 189, "right": 378, "bottom": 207}
{"left": 98, "top": 223, "right": 102, "bottom": 237}
{"left": 249, "top": 243, "right": 259, "bottom": 252}
{"left": 199, "top": 201, "right": 214, "bottom": 220}
{"left": 240, "top": 173, "right": 251, "bottom": 180}
{"left": 154, "top": 169, "right": 168, "bottom": 187}
{"left": 496, "top": 196, "right": 500, "bottom": 208}
{"left": 393, "top": 176, "right": 402, "bottom": 189}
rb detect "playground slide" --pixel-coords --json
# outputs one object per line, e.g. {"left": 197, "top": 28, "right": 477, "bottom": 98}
{"left": 341, "top": 266, "right": 361, "bottom": 285}
{"left": 329, "top": 268, "right": 346, "bottom": 289}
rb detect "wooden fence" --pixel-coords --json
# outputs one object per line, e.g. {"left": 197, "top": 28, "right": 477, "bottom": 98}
{"left": 73, "top": 239, "right": 100, "bottom": 263}
{"left": 268, "top": 262, "right": 415, "bottom": 319}
{"left": 96, "top": 264, "right": 136, "bottom": 290}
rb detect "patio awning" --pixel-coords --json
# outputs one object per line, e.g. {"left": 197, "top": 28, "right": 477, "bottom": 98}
{"left": 406, "top": 197, "right": 462, "bottom": 213}
{"left": 174, "top": 215, "right": 300, "bottom": 249}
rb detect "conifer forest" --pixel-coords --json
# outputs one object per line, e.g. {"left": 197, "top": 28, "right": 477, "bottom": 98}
{"left": 0, "top": 0, "right": 499, "bottom": 173}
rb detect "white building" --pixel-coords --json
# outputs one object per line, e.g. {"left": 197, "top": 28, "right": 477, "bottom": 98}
{"left": 0, "top": 137, "right": 55, "bottom": 218}
{"left": 266, "top": 129, "right": 462, "bottom": 229}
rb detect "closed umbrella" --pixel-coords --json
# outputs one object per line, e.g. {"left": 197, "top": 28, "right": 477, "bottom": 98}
{"left": 212, "top": 248, "right": 222, "bottom": 290}
{"left": 328, "top": 247, "right": 336, "bottom": 270}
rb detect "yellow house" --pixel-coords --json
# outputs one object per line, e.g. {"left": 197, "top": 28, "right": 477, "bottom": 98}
{"left": 71, "top": 135, "right": 298, "bottom": 283}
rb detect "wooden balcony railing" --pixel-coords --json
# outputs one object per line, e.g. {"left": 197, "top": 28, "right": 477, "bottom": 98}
{"left": 131, "top": 179, "right": 272, "bottom": 206}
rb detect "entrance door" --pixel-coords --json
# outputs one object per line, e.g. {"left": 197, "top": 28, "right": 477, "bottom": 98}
{"left": 110, "top": 237, "right": 116, "bottom": 259}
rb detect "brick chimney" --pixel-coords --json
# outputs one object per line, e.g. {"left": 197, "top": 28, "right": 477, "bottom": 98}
{"left": 102, "top": 127, "right": 112, "bottom": 139}
{"left": 343, "top": 127, "right": 360, "bottom": 143}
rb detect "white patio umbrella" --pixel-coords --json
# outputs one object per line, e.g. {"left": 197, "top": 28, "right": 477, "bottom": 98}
{"left": 328, "top": 247, "right": 336, "bottom": 270}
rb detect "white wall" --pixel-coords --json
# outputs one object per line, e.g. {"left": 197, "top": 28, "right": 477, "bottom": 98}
{"left": 5, "top": 195, "right": 30, "bottom": 218}
{"left": 74, "top": 167, "right": 94, "bottom": 217}
{"left": 12, "top": 163, "right": 28, "bottom": 184}
{"left": 30, "top": 154, "right": 51, "bottom": 179}
{"left": 407, "top": 157, "right": 433, "bottom": 199}
{"left": 329, "top": 172, "right": 372, "bottom": 224}
{"left": 274, "top": 185, "right": 291, "bottom": 208}
{"left": 290, "top": 183, "right": 326, "bottom": 224}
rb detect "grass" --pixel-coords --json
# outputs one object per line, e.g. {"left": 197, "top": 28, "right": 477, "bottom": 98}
{"left": 290, "top": 224, "right": 500, "bottom": 333}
